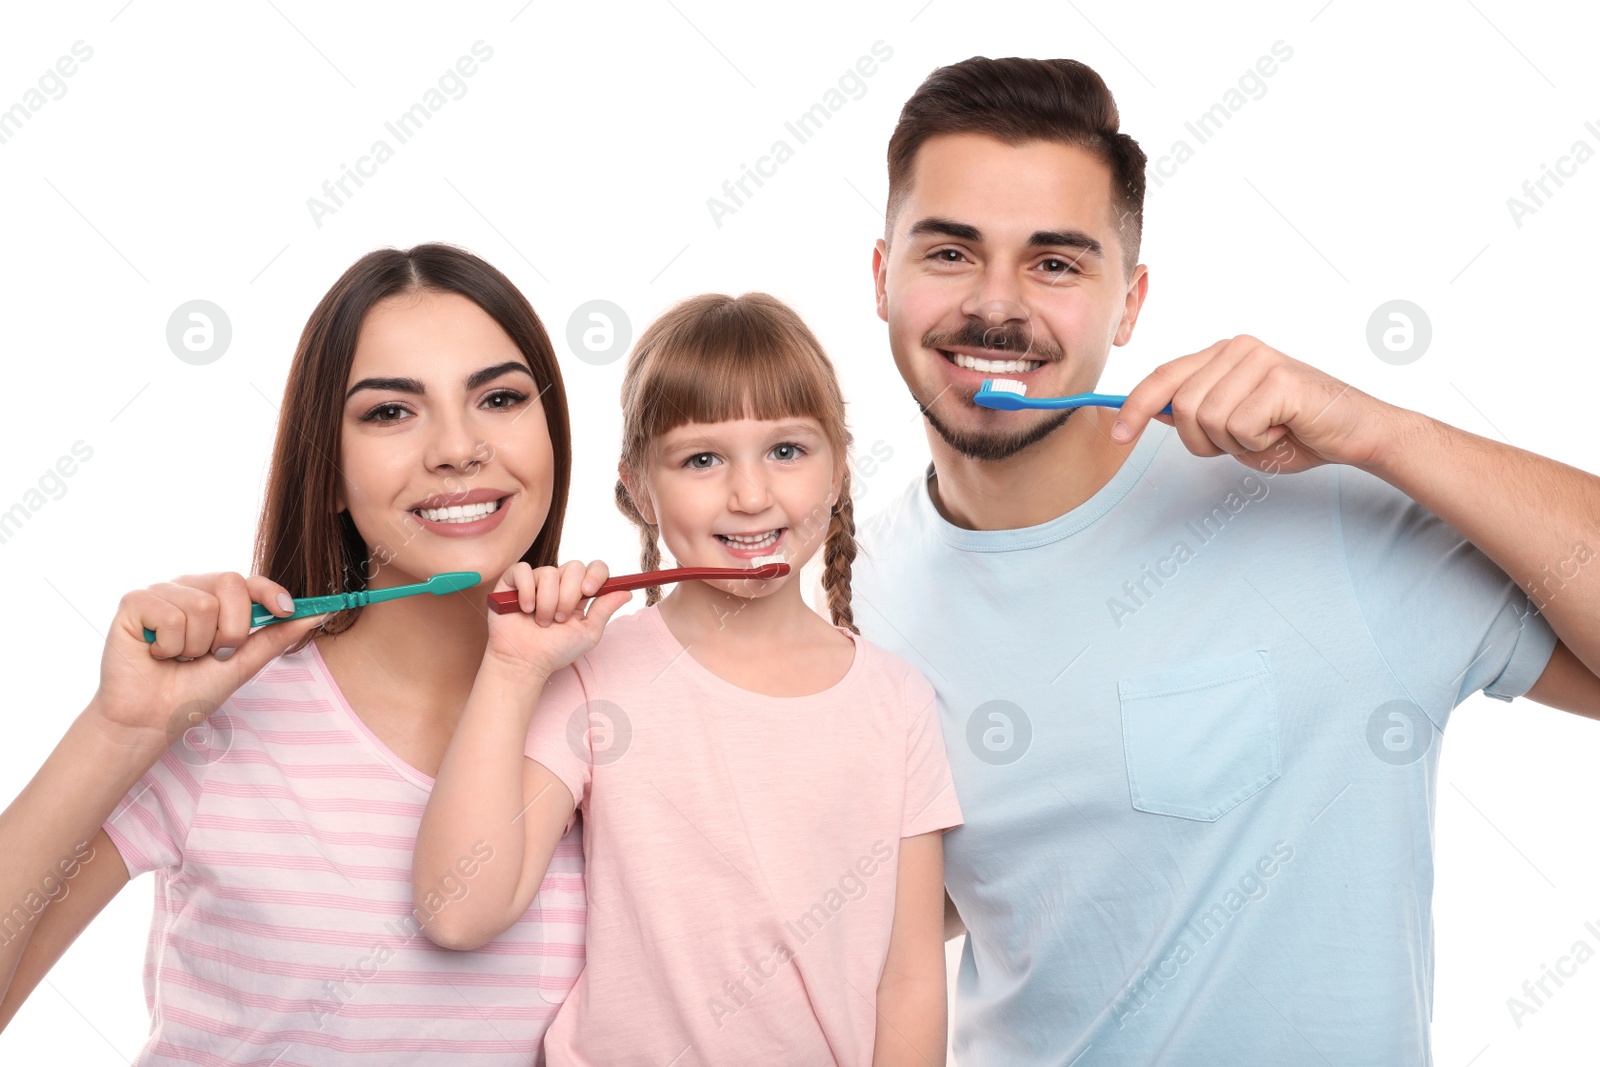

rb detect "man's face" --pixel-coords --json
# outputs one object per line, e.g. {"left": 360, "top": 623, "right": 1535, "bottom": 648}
{"left": 873, "top": 133, "right": 1148, "bottom": 462}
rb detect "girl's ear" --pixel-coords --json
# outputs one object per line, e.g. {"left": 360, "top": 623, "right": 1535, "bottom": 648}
{"left": 618, "top": 461, "right": 656, "bottom": 525}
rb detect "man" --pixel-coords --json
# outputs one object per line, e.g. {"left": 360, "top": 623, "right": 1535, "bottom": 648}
{"left": 846, "top": 55, "right": 1600, "bottom": 1064}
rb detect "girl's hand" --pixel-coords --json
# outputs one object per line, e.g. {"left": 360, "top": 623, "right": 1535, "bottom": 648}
{"left": 485, "top": 560, "right": 631, "bottom": 681}
{"left": 94, "top": 572, "right": 329, "bottom": 755}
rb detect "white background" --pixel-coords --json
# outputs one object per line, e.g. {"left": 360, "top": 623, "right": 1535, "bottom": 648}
{"left": 2, "top": 0, "right": 1598, "bottom": 1063}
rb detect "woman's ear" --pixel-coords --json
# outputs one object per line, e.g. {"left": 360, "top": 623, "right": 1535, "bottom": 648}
{"left": 618, "top": 461, "right": 656, "bottom": 525}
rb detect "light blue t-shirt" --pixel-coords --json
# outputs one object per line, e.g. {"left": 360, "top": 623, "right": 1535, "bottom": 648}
{"left": 850, "top": 421, "right": 1557, "bottom": 1066}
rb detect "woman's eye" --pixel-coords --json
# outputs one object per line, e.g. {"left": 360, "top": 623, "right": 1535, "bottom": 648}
{"left": 771, "top": 442, "right": 806, "bottom": 461}
{"left": 686, "top": 453, "right": 719, "bottom": 469}
{"left": 484, "top": 389, "right": 530, "bottom": 411}
{"left": 360, "top": 403, "right": 410, "bottom": 424}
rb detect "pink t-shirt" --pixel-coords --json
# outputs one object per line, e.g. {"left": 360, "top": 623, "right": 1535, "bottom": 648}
{"left": 102, "top": 640, "right": 586, "bottom": 1066}
{"left": 523, "top": 604, "right": 964, "bottom": 1066}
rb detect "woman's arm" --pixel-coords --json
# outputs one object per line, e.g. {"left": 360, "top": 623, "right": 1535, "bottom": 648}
{"left": 0, "top": 828, "right": 128, "bottom": 1030}
{"left": 0, "top": 706, "right": 150, "bottom": 1020}
{"left": 413, "top": 666, "right": 576, "bottom": 951}
{"left": 0, "top": 570, "right": 326, "bottom": 1021}
{"left": 873, "top": 830, "right": 948, "bottom": 1067}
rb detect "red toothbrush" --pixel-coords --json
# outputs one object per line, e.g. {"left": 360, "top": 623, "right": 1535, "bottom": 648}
{"left": 486, "top": 563, "right": 790, "bottom": 615}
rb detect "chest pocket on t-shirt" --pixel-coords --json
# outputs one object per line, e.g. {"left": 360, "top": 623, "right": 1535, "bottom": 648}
{"left": 1118, "top": 648, "right": 1280, "bottom": 822}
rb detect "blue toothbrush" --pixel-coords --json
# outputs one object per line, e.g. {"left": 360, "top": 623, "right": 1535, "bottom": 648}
{"left": 142, "top": 571, "right": 482, "bottom": 643}
{"left": 974, "top": 378, "right": 1173, "bottom": 414}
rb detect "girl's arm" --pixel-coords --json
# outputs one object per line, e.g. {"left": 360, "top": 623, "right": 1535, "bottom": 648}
{"left": 412, "top": 666, "right": 578, "bottom": 951}
{"left": 873, "top": 830, "right": 949, "bottom": 1067}
{"left": 413, "top": 560, "right": 628, "bottom": 951}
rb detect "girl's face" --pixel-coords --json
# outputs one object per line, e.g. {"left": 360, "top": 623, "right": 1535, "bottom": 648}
{"left": 633, "top": 415, "right": 840, "bottom": 600}
{"left": 336, "top": 289, "right": 555, "bottom": 588}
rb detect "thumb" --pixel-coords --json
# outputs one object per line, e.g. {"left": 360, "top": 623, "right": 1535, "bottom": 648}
{"left": 222, "top": 613, "right": 328, "bottom": 688}
{"left": 583, "top": 590, "right": 633, "bottom": 632}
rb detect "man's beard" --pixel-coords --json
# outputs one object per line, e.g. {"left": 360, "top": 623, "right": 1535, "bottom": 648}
{"left": 917, "top": 388, "right": 1075, "bottom": 462}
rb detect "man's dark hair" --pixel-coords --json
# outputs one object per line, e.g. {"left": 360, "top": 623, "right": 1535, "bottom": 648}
{"left": 886, "top": 57, "right": 1147, "bottom": 278}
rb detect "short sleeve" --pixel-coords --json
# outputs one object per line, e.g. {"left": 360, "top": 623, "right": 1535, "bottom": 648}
{"left": 102, "top": 744, "right": 211, "bottom": 879}
{"left": 524, "top": 662, "right": 595, "bottom": 836}
{"left": 1336, "top": 466, "right": 1559, "bottom": 724}
{"left": 900, "top": 666, "right": 964, "bottom": 838}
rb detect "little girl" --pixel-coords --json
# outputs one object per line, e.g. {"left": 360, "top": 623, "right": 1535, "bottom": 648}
{"left": 415, "top": 292, "right": 962, "bottom": 1065}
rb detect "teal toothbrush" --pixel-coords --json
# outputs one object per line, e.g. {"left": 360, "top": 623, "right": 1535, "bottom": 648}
{"left": 142, "top": 571, "right": 482, "bottom": 642}
{"left": 974, "top": 378, "right": 1173, "bottom": 414}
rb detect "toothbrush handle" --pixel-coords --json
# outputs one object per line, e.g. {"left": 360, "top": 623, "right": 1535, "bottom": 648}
{"left": 1083, "top": 393, "right": 1174, "bottom": 415}
{"left": 486, "top": 564, "right": 789, "bottom": 615}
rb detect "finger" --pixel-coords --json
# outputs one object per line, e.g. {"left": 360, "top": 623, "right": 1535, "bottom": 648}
{"left": 493, "top": 562, "right": 528, "bottom": 596}
{"left": 244, "top": 574, "right": 298, "bottom": 618}
{"left": 209, "top": 572, "right": 255, "bottom": 660}
{"left": 149, "top": 582, "right": 222, "bottom": 661}
{"left": 553, "top": 561, "right": 589, "bottom": 623}
{"left": 124, "top": 589, "right": 185, "bottom": 659}
{"left": 532, "top": 566, "right": 562, "bottom": 626}
{"left": 1192, "top": 353, "right": 1276, "bottom": 455}
{"left": 1112, "top": 343, "right": 1223, "bottom": 443}
{"left": 580, "top": 559, "right": 610, "bottom": 599}
{"left": 1168, "top": 341, "right": 1270, "bottom": 458}
{"left": 513, "top": 563, "right": 538, "bottom": 615}
{"left": 582, "top": 589, "right": 632, "bottom": 631}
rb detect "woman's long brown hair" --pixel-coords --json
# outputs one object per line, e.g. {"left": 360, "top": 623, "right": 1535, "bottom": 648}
{"left": 253, "top": 243, "right": 571, "bottom": 654}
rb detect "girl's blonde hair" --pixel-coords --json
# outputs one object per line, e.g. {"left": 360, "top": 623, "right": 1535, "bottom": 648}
{"left": 614, "top": 292, "right": 858, "bottom": 633}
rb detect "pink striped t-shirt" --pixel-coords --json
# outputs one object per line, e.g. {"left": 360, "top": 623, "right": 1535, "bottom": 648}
{"left": 102, "top": 639, "right": 586, "bottom": 1066}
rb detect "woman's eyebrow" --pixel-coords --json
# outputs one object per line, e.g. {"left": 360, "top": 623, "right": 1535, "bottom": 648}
{"left": 345, "top": 361, "right": 534, "bottom": 401}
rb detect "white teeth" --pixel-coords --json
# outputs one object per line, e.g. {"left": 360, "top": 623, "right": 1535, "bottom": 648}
{"left": 945, "top": 351, "right": 1042, "bottom": 374}
{"left": 416, "top": 499, "right": 500, "bottom": 523}
{"left": 717, "top": 529, "right": 781, "bottom": 548}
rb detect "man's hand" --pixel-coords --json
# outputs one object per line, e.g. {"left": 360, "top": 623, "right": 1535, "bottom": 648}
{"left": 1112, "top": 335, "right": 1408, "bottom": 475}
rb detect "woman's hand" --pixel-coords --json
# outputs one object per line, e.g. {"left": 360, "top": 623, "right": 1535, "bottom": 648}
{"left": 484, "top": 560, "right": 631, "bottom": 681}
{"left": 93, "top": 572, "right": 328, "bottom": 755}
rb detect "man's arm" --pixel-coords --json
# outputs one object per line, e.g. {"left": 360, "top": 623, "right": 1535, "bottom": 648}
{"left": 1113, "top": 336, "right": 1600, "bottom": 716}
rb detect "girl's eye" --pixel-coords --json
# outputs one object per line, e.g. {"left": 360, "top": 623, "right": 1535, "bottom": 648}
{"left": 360, "top": 402, "right": 410, "bottom": 425}
{"left": 483, "top": 389, "right": 530, "bottom": 411}
{"left": 685, "top": 452, "right": 719, "bottom": 470}
{"left": 771, "top": 442, "right": 806, "bottom": 462}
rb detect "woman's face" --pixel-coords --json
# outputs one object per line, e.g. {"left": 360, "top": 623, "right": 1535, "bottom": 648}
{"left": 336, "top": 289, "right": 555, "bottom": 589}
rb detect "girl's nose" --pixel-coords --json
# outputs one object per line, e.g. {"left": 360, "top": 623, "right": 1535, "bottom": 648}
{"left": 728, "top": 466, "right": 773, "bottom": 513}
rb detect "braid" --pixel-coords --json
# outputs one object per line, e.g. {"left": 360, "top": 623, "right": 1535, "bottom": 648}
{"left": 822, "top": 467, "right": 859, "bottom": 634}
{"left": 614, "top": 477, "right": 664, "bottom": 605}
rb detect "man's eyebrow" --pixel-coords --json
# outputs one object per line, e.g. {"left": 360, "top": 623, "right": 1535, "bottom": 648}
{"left": 906, "top": 216, "right": 1104, "bottom": 260}
{"left": 344, "top": 360, "right": 534, "bottom": 401}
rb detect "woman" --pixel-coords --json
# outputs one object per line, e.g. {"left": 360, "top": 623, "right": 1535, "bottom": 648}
{"left": 0, "top": 243, "right": 599, "bottom": 1065}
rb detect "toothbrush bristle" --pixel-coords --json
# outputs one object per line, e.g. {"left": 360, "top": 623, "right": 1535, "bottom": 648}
{"left": 988, "top": 378, "right": 1028, "bottom": 394}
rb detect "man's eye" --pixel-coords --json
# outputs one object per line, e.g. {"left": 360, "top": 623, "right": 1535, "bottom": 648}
{"left": 1040, "top": 257, "right": 1080, "bottom": 274}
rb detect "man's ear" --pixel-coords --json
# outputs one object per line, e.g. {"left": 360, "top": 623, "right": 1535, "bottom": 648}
{"left": 1113, "top": 264, "right": 1149, "bottom": 347}
{"left": 872, "top": 238, "right": 890, "bottom": 324}
{"left": 618, "top": 461, "right": 656, "bottom": 525}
